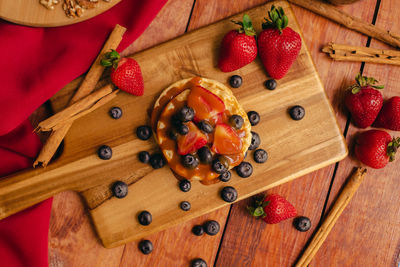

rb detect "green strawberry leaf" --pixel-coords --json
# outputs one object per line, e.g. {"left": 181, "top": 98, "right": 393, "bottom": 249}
{"left": 387, "top": 137, "right": 400, "bottom": 162}
{"left": 262, "top": 5, "right": 289, "bottom": 33}
{"left": 262, "top": 200, "right": 270, "bottom": 208}
{"left": 232, "top": 14, "right": 256, "bottom": 36}
{"left": 101, "top": 49, "right": 121, "bottom": 69}
{"left": 100, "top": 59, "right": 112, "bottom": 67}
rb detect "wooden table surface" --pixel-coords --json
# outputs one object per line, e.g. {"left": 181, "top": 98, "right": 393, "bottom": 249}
{"left": 28, "top": 0, "right": 400, "bottom": 266}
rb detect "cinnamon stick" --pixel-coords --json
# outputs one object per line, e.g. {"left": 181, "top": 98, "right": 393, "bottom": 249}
{"left": 295, "top": 167, "right": 367, "bottom": 267}
{"left": 34, "top": 24, "right": 126, "bottom": 167}
{"left": 322, "top": 42, "right": 400, "bottom": 65}
{"left": 288, "top": 0, "right": 400, "bottom": 49}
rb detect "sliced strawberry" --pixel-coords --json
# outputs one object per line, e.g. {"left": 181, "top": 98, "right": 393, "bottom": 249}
{"left": 212, "top": 123, "right": 242, "bottom": 155}
{"left": 177, "top": 121, "right": 207, "bottom": 155}
{"left": 188, "top": 86, "right": 225, "bottom": 121}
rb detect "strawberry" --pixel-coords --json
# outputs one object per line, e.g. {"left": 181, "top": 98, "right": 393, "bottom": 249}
{"left": 177, "top": 121, "right": 207, "bottom": 155}
{"left": 373, "top": 96, "right": 400, "bottom": 131}
{"left": 355, "top": 129, "right": 399, "bottom": 169}
{"left": 257, "top": 5, "right": 301, "bottom": 80}
{"left": 187, "top": 86, "right": 225, "bottom": 122}
{"left": 211, "top": 123, "right": 243, "bottom": 154}
{"left": 101, "top": 50, "right": 144, "bottom": 96}
{"left": 248, "top": 194, "right": 297, "bottom": 224}
{"left": 345, "top": 73, "right": 384, "bottom": 128}
{"left": 218, "top": 14, "right": 257, "bottom": 72}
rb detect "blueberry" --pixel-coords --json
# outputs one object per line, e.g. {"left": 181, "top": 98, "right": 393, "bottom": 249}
{"left": 98, "top": 145, "right": 112, "bottom": 160}
{"left": 179, "top": 179, "right": 191, "bottom": 192}
{"left": 253, "top": 149, "right": 268, "bottom": 163}
{"left": 235, "top": 161, "right": 253, "bottom": 178}
{"left": 192, "top": 225, "right": 204, "bottom": 236}
{"left": 212, "top": 158, "right": 228, "bottom": 174}
{"left": 136, "top": 125, "right": 152, "bottom": 140}
{"left": 177, "top": 123, "right": 189, "bottom": 135}
{"left": 138, "top": 240, "right": 153, "bottom": 255}
{"left": 109, "top": 107, "right": 122, "bottom": 119}
{"left": 177, "top": 106, "right": 195, "bottom": 122}
{"left": 111, "top": 181, "right": 128, "bottom": 198}
{"left": 219, "top": 171, "right": 231, "bottom": 182}
{"left": 229, "top": 115, "right": 244, "bottom": 129}
{"left": 169, "top": 129, "right": 179, "bottom": 140}
{"left": 182, "top": 154, "right": 199, "bottom": 169}
{"left": 191, "top": 258, "right": 207, "bottom": 267}
{"left": 171, "top": 115, "right": 182, "bottom": 127}
{"left": 138, "top": 211, "right": 152, "bottom": 226}
{"left": 180, "top": 201, "right": 191, "bottom": 211}
{"left": 248, "top": 131, "right": 260, "bottom": 150}
{"left": 138, "top": 151, "right": 150, "bottom": 163}
{"left": 247, "top": 111, "right": 260, "bottom": 126}
{"left": 203, "top": 220, "right": 220, "bottom": 236}
{"left": 197, "top": 146, "right": 213, "bottom": 164}
{"left": 293, "top": 216, "right": 311, "bottom": 232}
{"left": 289, "top": 105, "right": 305, "bottom": 120}
{"left": 264, "top": 79, "right": 277, "bottom": 90}
{"left": 220, "top": 186, "right": 238, "bottom": 203}
{"left": 198, "top": 120, "right": 213, "bottom": 133}
{"left": 150, "top": 153, "right": 165, "bottom": 169}
{"left": 229, "top": 75, "right": 242, "bottom": 88}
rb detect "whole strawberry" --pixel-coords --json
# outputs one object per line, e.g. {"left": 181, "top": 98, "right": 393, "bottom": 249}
{"left": 345, "top": 73, "right": 384, "bottom": 128}
{"left": 355, "top": 129, "right": 399, "bottom": 169}
{"left": 373, "top": 96, "right": 400, "bottom": 131}
{"left": 258, "top": 5, "right": 301, "bottom": 80}
{"left": 218, "top": 14, "right": 257, "bottom": 72}
{"left": 101, "top": 50, "right": 144, "bottom": 96}
{"left": 248, "top": 194, "right": 296, "bottom": 224}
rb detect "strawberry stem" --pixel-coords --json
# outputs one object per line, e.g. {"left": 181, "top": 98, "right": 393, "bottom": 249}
{"left": 262, "top": 5, "right": 288, "bottom": 33}
{"left": 247, "top": 195, "right": 268, "bottom": 218}
{"left": 387, "top": 137, "right": 400, "bottom": 162}
{"left": 351, "top": 73, "right": 384, "bottom": 94}
{"left": 100, "top": 49, "right": 120, "bottom": 69}
{"left": 231, "top": 14, "right": 256, "bottom": 36}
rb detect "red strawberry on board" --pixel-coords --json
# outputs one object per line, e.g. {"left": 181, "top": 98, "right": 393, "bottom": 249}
{"left": 257, "top": 5, "right": 302, "bottom": 80}
{"left": 101, "top": 49, "right": 144, "bottom": 96}
{"left": 218, "top": 14, "right": 257, "bottom": 72}
{"left": 373, "top": 96, "right": 400, "bottom": 131}
{"left": 345, "top": 73, "right": 384, "bottom": 128}
{"left": 177, "top": 121, "right": 207, "bottom": 155}
{"left": 248, "top": 194, "right": 297, "bottom": 224}
{"left": 355, "top": 129, "right": 399, "bottom": 169}
{"left": 211, "top": 123, "right": 243, "bottom": 154}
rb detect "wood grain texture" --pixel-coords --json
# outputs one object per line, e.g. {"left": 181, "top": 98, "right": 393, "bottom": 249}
{"left": 216, "top": 0, "right": 376, "bottom": 266}
{"left": 0, "top": 0, "right": 121, "bottom": 27}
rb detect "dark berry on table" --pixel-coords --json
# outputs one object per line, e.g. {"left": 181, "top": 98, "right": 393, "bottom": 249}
{"left": 248, "top": 131, "right": 260, "bottom": 150}
{"left": 264, "top": 79, "right": 277, "bottom": 90}
{"left": 212, "top": 158, "right": 228, "bottom": 174}
{"left": 98, "top": 145, "right": 112, "bottom": 160}
{"left": 177, "top": 106, "right": 195, "bottom": 122}
{"left": 247, "top": 111, "right": 260, "bottom": 126}
{"left": 253, "top": 149, "right": 268, "bottom": 163}
{"left": 220, "top": 186, "right": 238, "bottom": 203}
{"left": 136, "top": 125, "right": 152, "bottom": 140}
{"left": 192, "top": 225, "right": 204, "bottom": 236}
{"left": 169, "top": 129, "right": 179, "bottom": 140}
{"left": 177, "top": 123, "right": 189, "bottom": 135}
{"left": 150, "top": 153, "right": 165, "bottom": 169}
{"left": 138, "top": 211, "right": 152, "bottom": 226}
{"left": 219, "top": 171, "right": 232, "bottom": 182}
{"left": 218, "top": 156, "right": 230, "bottom": 169}
{"left": 171, "top": 115, "right": 182, "bottom": 127}
{"left": 198, "top": 120, "right": 213, "bottom": 133}
{"left": 182, "top": 154, "right": 199, "bottom": 169}
{"left": 180, "top": 201, "right": 191, "bottom": 211}
{"left": 293, "top": 216, "right": 312, "bottom": 232}
{"left": 111, "top": 181, "right": 128, "bottom": 198}
{"left": 138, "top": 240, "right": 153, "bottom": 255}
{"left": 179, "top": 179, "right": 191, "bottom": 192}
{"left": 109, "top": 107, "right": 122, "bottom": 119}
{"left": 191, "top": 258, "right": 207, "bottom": 267}
{"left": 203, "top": 220, "right": 220, "bottom": 236}
{"left": 229, "top": 75, "right": 242, "bottom": 88}
{"left": 289, "top": 105, "right": 305, "bottom": 120}
{"left": 197, "top": 146, "right": 213, "bottom": 164}
{"left": 229, "top": 115, "right": 244, "bottom": 129}
{"left": 235, "top": 161, "right": 253, "bottom": 178}
{"left": 138, "top": 151, "right": 150, "bottom": 163}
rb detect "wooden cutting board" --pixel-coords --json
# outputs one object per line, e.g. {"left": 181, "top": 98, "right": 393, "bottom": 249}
{"left": 0, "top": 1, "right": 347, "bottom": 248}
{"left": 0, "top": 0, "right": 121, "bottom": 27}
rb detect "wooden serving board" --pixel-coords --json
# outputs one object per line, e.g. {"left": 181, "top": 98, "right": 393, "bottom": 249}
{"left": 0, "top": 1, "right": 347, "bottom": 248}
{"left": 0, "top": 0, "right": 121, "bottom": 27}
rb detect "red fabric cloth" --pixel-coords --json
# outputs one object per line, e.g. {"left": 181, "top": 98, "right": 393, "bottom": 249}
{"left": 0, "top": 0, "right": 167, "bottom": 266}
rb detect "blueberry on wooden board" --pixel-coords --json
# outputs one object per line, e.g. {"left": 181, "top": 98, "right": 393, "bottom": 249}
{"left": 247, "top": 111, "right": 260, "bottom": 126}
{"left": 109, "top": 107, "right": 122, "bottom": 119}
{"left": 150, "top": 153, "right": 165, "bottom": 169}
{"left": 248, "top": 131, "right": 260, "bottom": 150}
{"left": 98, "top": 145, "right": 112, "bottom": 160}
{"left": 179, "top": 179, "right": 191, "bottom": 192}
{"left": 253, "top": 149, "right": 268, "bottom": 163}
{"left": 180, "top": 201, "right": 191, "bottom": 211}
{"left": 220, "top": 186, "right": 238, "bottom": 203}
{"left": 191, "top": 258, "right": 207, "bottom": 267}
{"left": 192, "top": 225, "right": 204, "bottom": 236}
{"left": 212, "top": 158, "right": 228, "bottom": 174}
{"left": 293, "top": 216, "right": 311, "bottom": 232}
{"left": 235, "top": 161, "right": 253, "bottom": 178}
{"left": 111, "top": 181, "right": 128, "bottom": 198}
{"left": 182, "top": 154, "right": 199, "bottom": 169}
{"left": 289, "top": 105, "right": 305, "bottom": 120}
{"left": 138, "top": 240, "right": 153, "bottom": 255}
{"left": 219, "top": 171, "right": 232, "bottom": 182}
{"left": 203, "top": 220, "right": 220, "bottom": 236}
{"left": 138, "top": 211, "right": 152, "bottom": 226}
{"left": 136, "top": 125, "right": 152, "bottom": 140}
{"left": 229, "top": 75, "right": 242, "bottom": 88}
{"left": 138, "top": 151, "right": 150, "bottom": 163}
{"left": 264, "top": 79, "right": 277, "bottom": 90}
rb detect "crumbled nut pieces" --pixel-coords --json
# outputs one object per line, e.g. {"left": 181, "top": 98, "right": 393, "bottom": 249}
{"left": 40, "top": 0, "right": 111, "bottom": 19}
{"left": 40, "top": 0, "right": 60, "bottom": 10}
